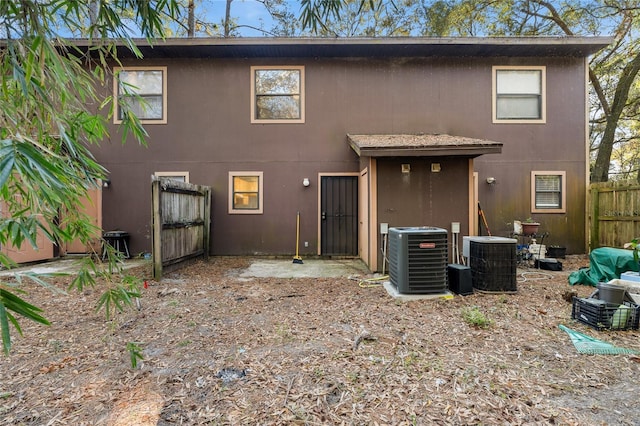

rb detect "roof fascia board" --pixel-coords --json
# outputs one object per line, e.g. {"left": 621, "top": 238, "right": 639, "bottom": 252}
{"left": 349, "top": 144, "right": 503, "bottom": 158}
{"left": 66, "top": 36, "right": 613, "bottom": 59}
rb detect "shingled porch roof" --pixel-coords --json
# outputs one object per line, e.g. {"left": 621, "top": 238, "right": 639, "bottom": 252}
{"left": 347, "top": 134, "right": 503, "bottom": 157}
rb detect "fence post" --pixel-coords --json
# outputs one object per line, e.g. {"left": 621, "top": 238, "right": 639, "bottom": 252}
{"left": 151, "top": 178, "right": 163, "bottom": 279}
{"left": 589, "top": 185, "right": 599, "bottom": 252}
{"left": 203, "top": 186, "right": 211, "bottom": 260}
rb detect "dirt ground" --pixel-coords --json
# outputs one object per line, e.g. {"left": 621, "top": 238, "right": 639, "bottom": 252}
{"left": 1, "top": 255, "right": 639, "bottom": 425}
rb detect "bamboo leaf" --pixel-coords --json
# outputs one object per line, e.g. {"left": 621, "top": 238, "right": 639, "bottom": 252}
{"left": 126, "top": 341, "right": 144, "bottom": 369}
{"left": 0, "top": 0, "right": 181, "bottom": 356}
{"left": 0, "top": 301, "right": 11, "bottom": 355}
{"left": 96, "top": 290, "right": 113, "bottom": 320}
{"left": 17, "top": 272, "right": 68, "bottom": 294}
{"left": 0, "top": 141, "right": 16, "bottom": 188}
{"left": 67, "top": 257, "right": 100, "bottom": 292}
{"left": 6, "top": 311, "right": 22, "bottom": 338}
{"left": 0, "top": 289, "right": 50, "bottom": 326}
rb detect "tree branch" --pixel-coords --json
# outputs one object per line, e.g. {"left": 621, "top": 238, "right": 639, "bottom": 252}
{"left": 529, "top": 1, "right": 611, "bottom": 116}
{"left": 592, "top": 50, "right": 640, "bottom": 182}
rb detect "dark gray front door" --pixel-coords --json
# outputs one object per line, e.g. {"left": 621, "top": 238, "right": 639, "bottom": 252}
{"left": 321, "top": 176, "right": 358, "bottom": 256}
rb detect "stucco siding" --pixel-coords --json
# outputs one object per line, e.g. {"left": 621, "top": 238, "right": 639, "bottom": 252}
{"left": 95, "top": 54, "right": 588, "bottom": 256}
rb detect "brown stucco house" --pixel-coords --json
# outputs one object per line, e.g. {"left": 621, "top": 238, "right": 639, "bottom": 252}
{"left": 88, "top": 36, "right": 610, "bottom": 272}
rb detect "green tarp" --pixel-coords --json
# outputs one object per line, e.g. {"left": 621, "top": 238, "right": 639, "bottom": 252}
{"left": 568, "top": 247, "right": 639, "bottom": 287}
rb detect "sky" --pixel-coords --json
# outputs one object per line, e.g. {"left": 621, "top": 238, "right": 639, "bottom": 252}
{"left": 197, "top": 0, "right": 284, "bottom": 36}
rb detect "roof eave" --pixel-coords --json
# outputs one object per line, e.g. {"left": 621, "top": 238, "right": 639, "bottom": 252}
{"left": 64, "top": 36, "right": 613, "bottom": 59}
{"left": 352, "top": 146, "right": 503, "bottom": 158}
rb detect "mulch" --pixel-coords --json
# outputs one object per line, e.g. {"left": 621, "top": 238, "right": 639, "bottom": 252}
{"left": 1, "top": 255, "right": 639, "bottom": 425}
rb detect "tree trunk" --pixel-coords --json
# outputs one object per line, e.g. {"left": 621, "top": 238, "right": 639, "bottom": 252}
{"left": 591, "top": 51, "right": 640, "bottom": 183}
{"left": 187, "top": 0, "right": 195, "bottom": 37}
{"left": 88, "top": 0, "right": 99, "bottom": 38}
{"left": 530, "top": 0, "right": 635, "bottom": 183}
{"left": 224, "top": 0, "right": 233, "bottom": 37}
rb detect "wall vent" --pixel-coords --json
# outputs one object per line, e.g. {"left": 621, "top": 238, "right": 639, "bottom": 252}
{"left": 388, "top": 227, "right": 448, "bottom": 294}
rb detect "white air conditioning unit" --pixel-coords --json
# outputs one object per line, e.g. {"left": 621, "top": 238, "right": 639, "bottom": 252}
{"left": 467, "top": 236, "right": 517, "bottom": 293}
{"left": 388, "top": 227, "right": 448, "bottom": 294}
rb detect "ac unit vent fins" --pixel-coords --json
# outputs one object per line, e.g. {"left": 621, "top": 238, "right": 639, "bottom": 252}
{"left": 388, "top": 227, "right": 448, "bottom": 294}
{"left": 468, "top": 236, "right": 517, "bottom": 293}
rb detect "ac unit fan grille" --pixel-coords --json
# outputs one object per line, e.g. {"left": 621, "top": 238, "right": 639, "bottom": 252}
{"left": 469, "top": 241, "right": 517, "bottom": 292}
{"left": 389, "top": 228, "right": 448, "bottom": 294}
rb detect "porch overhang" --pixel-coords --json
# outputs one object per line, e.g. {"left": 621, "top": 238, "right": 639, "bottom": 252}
{"left": 347, "top": 133, "right": 503, "bottom": 158}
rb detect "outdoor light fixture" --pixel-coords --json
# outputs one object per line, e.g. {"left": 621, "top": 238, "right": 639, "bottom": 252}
{"left": 486, "top": 177, "right": 496, "bottom": 184}
{"left": 102, "top": 179, "right": 111, "bottom": 188}
{"left": 302, "top": 178, "right": 310, "bottom": 187}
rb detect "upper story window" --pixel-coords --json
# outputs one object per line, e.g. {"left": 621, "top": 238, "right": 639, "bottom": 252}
{"left": 229, "top": 171, "right": 264, "bottom": 214}
{"left": 114, "top": 66, "right": 167, "bottom": 124}
{"left": 493, "top": 66, "right": 545, "bottom": 123}
{"left": 251, "top": 66, "right": 305, "bottom": 124}
{"left": 531, "top": 171, "right": 566, "bottom": 213}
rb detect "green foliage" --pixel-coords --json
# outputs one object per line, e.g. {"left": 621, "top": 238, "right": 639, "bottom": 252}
{"left": 299, "top": 0, "right": 343, "bottom": 32}
{"left": 303, "top": 0, "right": 415, "bottom": 37}
{"left": 68, "top": 257, "right": 100, "bottom": 292}
{"left": 126, "top": 341, "right": 144, "bottom": 369}
{"left": 461, "top": 306, "right": 493, "bottom": 328}
{"left": 95, "top": 273, "right": 142, "bottom": 320}
{"left": 0, "top": 0, "right": 180, "bottom": 354}
{"left": 624, "top": 238, "right": 640, "bottom": 263}
{"left": 0, "top": 272, "right": 66, "bottom": 354}
{"left": 0, "top": 288, "right": 50, "bottom": 354}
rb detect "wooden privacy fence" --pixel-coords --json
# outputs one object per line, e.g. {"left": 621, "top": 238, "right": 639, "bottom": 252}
{"left": 151, "top": 178, "right": 212, "bottom": 279}
{"left": 590, "top": 181, "right": 640, "bottom": 250}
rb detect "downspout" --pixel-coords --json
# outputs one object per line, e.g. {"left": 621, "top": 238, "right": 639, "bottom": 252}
{"left": 370, "top": 158, "right": 378, "bottom": 272}
{"left": 584, "top": 56, "right": 591, "bottom": 253}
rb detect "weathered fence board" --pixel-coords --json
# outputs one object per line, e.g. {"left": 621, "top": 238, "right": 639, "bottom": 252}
{"left": 151, "top": 178, "right": 211, "bottom": 279}
{"left": 590, "top": 181, "right": 640, "bottom": 250}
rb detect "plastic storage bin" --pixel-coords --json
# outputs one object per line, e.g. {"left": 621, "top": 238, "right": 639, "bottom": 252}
{"left": 572, "top": 297, "right": 639, "bottom": 330}
{"left": 620, "top": 271, "right": 640, "bottom": 283}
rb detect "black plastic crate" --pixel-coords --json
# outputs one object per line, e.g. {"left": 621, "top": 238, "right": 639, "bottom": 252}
{"left": 571, "top": 297, "right": 640, "bottom": 331}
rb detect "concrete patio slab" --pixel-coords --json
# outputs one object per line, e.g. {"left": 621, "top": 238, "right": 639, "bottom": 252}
{"left": 238, "top": 258, "right": 371, "bottom": 279}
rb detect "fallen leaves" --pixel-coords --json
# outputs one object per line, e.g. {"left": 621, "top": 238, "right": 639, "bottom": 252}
{"left": 39, "top": 356, "right": 76, "bottom": 374}
{"left": 1, "top": 256, "right": 639, "bottom": 425}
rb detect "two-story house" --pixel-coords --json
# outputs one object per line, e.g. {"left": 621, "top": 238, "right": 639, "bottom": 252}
{"left": 86, "top": 36, "right": 610, "bottom": 271}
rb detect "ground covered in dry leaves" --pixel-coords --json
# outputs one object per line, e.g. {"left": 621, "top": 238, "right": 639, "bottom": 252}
{"left": 1, "top": 255, "right": 640, "bottom": 425}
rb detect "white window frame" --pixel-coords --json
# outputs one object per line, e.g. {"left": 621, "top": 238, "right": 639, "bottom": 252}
{"left": 113, "top": 66, "right": 167, "bottom": 125}
{"left": 531, "top": 171, "right": 566, "bottom": 213}
{"left": 492, "top": 66, "right": 546, "bottom": 124}
{"left": 251, "top": 66, "right": 305, "bottom": 124}
{"left": 229, "top": 171, "right": 264, "bottom": 214}
{"left": 154, "top": 171, "right": 189, "bottom": 183}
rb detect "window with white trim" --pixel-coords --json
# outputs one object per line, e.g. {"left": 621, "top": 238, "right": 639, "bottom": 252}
{"left": 493, "top": 66, "right": 545, "bottom": 123}
{"left": 114, "top": 66, "right": 167, "bottom": 124}
{"left": 154, "top": 172, "right": 189, "bottom": 183}
{"left": 229, "top": 172, "right": 263, "bottom": 214}
{"left": 251, "top": 66, "right": 304, "bottom": 123}
{"left": 531, "top": 171, "right": 565, "bottom": 213}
